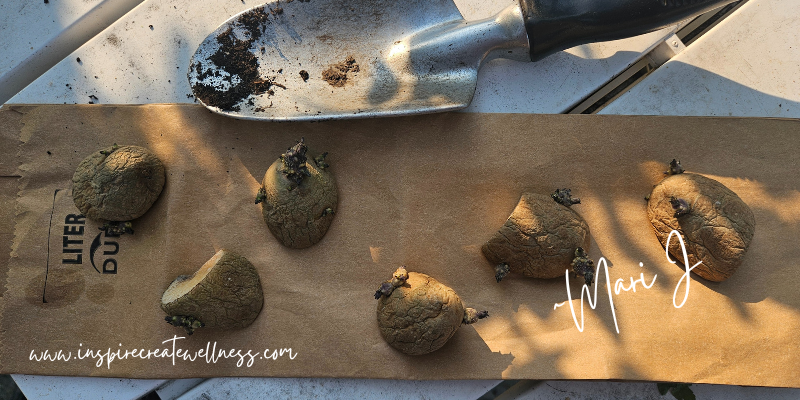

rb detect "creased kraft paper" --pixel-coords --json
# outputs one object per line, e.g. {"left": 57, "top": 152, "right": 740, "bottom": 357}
{"left": 0, "top": 105, "right": 798, "bottom": 386}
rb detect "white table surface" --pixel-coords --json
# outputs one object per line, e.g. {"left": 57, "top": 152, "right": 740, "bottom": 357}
{"left": 0, "top": 0, "right": 104, "bottom": 77}
{"left": 0, "top": 0, "right": 144, "bottom": 105}
{"left": 3, "top": 0, "right": 800, "bottom": 399}
{"left": 600, "top": 0, "right": 800, "bottom": 118}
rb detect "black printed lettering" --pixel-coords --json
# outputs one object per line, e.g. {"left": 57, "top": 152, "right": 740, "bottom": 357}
{"left": 64, "top": 214, "right": 85, "bottom": 225}
{"left": 102, "top": 241, "right": 119, "bottom": 256}
{"left": 103, "top": 259, "right": 117, "bottom": 274}
{"left": 63, "top": 225, "right": 84, "bottom": 235}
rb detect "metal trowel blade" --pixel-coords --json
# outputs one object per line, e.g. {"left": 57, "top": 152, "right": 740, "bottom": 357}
{"left": 188, "top": 0, "right": 528, "bottom": 121}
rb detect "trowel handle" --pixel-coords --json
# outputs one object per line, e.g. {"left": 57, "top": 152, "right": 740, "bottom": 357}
{"left": 520, "top": 0, "right": 737, "bottom": 61}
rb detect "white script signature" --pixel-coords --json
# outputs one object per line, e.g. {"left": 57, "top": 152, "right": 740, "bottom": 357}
{"left": 554, "top": 230, "right": 702, "bottom": 333}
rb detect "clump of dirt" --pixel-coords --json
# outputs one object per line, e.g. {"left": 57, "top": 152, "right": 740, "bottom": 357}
{"left": 647, "top": 162, "right": 755, "bottom": 282}
{"left": 191, "top": 7, "right": 282, "bottom": 111}
{"left": 106, "top": 34, "right": 121, "bottom": 47}
{"left": 299, "top": 70, "right": 309, "bottom": 82}
{"left": 322, "top": 56, "right": 359, "bottom": 87}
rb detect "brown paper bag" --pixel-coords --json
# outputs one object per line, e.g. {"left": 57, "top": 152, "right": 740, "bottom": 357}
{"left": 1, "top": 105, "right": 798, "bottom": 386}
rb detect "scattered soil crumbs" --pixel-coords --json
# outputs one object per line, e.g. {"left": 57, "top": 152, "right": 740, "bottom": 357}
{"left": 106, "top": 34, "right": 121, "bottom": 47}
{"left": 191, "top": 7, "right": 283, "bottom": 111}
{"left": 322, "top": 56, "right": 359, "bottom": 87}
{"left": 299, "top": 70, "right": 309, "bottom": 82}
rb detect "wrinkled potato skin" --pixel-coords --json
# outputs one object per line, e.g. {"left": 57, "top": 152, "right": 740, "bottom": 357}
{"left": 648, "top": 173, "right": 755, "bottom": 282}
{"left": 260, "top": 157, "right": 338, "bottom": 249}
{"left": 161, "top": 251, "right": 264, "bottom": 329}
{"left": 482, "top": 193, "right": 591, "bottom": 279}
{"left": 377, "top": 272, "right": 465, "bottom": 356}
{"left": 72, "top": 145, "right": 165, "bottom": 221}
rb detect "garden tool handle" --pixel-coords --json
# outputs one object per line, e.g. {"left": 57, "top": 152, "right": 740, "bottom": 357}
{"left": 520, "top": 0, "right": 738, "bottom": 61}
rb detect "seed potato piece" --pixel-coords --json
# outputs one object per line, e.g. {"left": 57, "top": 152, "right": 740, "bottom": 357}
{"left": 647, "top": 172, "right": 755, "bottom": 282}
{"left": 258, "top": 139, "right": 338, "bottom": 249}
{"left": 72, "top": 145, "right": 165, "bottom": 221}
{"left": 482, "top": 192, "right": 591, "bottom": 281}
{"left": 376, "top": 269, "right": 487, "bottom": 356}
{"left": 161, "top": 249, "right": 264, "bottom": 332}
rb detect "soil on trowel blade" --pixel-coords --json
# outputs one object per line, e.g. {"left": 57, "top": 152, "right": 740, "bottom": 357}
{"left": 191, "top": 6, "right": 285, "bottom": 112}
{"left": 322, "top": 56, "right": 359, "bottom": 87}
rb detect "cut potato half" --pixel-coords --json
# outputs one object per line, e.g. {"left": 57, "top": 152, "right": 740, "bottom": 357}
{"left": 161, "top": 249, "right": 263, "bottom": 332}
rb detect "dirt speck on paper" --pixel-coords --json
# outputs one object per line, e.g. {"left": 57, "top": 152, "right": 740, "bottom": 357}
{"left": 322, "top": 56, "right": 359, "bottom": 87}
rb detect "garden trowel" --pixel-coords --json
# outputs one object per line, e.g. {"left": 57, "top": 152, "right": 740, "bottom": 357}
{"left": 189, "top": 0, "right": 736, "bottom": 121}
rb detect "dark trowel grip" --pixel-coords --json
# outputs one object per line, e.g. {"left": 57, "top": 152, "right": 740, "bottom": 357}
{"left": 520, "top": 0, "right": 737, "bottom": 61}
